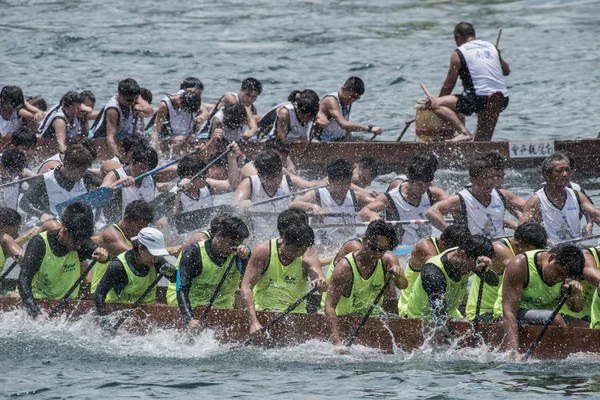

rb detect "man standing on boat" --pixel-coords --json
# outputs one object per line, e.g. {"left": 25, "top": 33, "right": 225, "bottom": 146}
{"left": 240, "top": 224, "right": 328, "bottom": 336}
{"left": 519, "top": 152, "right": 600, "bottom": 244}
{"left": 497, "top": 244, "right": 585, "bottom": 359}
{"left": 18, "top": 202, "right": 109, "bottom": 319}
{"left": 314, "top": 77, "right": 383, "bottom": 142}
{"left": 427, "top": 22, "right": 510, "bottom": 142}
{"left": 324, "top": 220, "right": 407, "bottom": 349}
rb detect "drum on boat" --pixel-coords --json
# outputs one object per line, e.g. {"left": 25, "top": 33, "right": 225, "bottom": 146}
{"left": 414, "top": 99, "right": 460, "bottom": 142}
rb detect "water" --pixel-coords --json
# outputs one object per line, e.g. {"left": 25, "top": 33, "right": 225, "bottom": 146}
{"left": 4, "top": 0, "right": 600, "bottom": 397}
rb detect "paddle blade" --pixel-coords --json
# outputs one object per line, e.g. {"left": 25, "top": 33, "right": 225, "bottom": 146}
{"left": 169, "top": 205, "right": 236, "bottom": 234}
{"left": 56, "top": 187, "right": 114, "bottom": 217}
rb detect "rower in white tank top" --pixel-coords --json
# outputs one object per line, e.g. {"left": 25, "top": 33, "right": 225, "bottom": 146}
{"left": 314, "top": 186, "right": 357, "bottom": 246}
{"left": 535, "top": 187, "right": 582, "bottom": 243}
{"left": 320, "top": 92, "right": 351, "bottom": 142}
{"left": 38, "top": 104, "right": 83, "bottom": 139}
{"left": 179, "top": 186, "right": 213, "bottom": 212}
{"left": 114, "top": 166, "right": 156, "bottom": 216}
{"left": 36, "top": 153, "right": 63, "bottom": 174}
{"left": 0, "top": 110, "right": 21, "bottom": 136}
{"left": 249, "top": 174, "right": 292, "bottom": 241}
{"left": 457, "top": 187, "right": 505, "bottom": 237}
{"left": 161, "top": 95, "right": 194, "bottom": 137}
{"left": 261, "top": 102, "right": 312, "bottom": 141}
{"left": 91, "top": 96, "right": 134, "bottom": 140}
{"left": 386, "top": 184, "right": 433, "bottom": 246}
{"left": 43, "top": 169, "right": 87, "bottom": 216}
{"left": 456, "top": 40, "right": 508, "bottom": 97}
{"left": 211, "top": 109, "right": 245, "bottom": 143}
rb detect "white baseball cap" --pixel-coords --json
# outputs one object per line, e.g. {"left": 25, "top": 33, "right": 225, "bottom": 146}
{"left": 133, "top": 227, "right": 169, "bottom": 256}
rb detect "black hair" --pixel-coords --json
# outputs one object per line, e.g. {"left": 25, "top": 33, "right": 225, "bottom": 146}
{"left": 121, "top": 135, "right": 148, "bottom": 153}
{"left": 327, "top": 159, "right": 353, "bottom": 182}
{"left": 180, "top": 90, "right": 202, "bottom": 113}
{"left": 209, "top": 214, "right": 230, "bottom": 235}
{"left": 342, "top": 77, "right": 365, "bottom": 95}
{"left": 407, "top": 162, "right": 435, "bottom": 182}
{"left": 140, "top": 88, "right": 153, "bottom": 105}
{"left": 60, "top": 91, "right": 83, "bottom": 108}
{"left": 10, "top": 126, "right": 37, "bottom": 149}
{"left": 222, "top": 102, "right": 247, "bottom": 129}
{"left": 80, "top": 90, "right": 96, "bottom": 105}
{"left": 254, "top": 150, "right": 283, "bottom": 177}
{"left": 364, "top": 220, "right": 399, "bottom": 249}
{"left": 514, "top": 222, "right": 548, "bottom": 249}
{"left": 131, "top": 146, "right": 158, "bottom": 169}
{"left": 265, "top": 138, "right": 291, "bottom": 157}
{"left": 218, "top": 217, "right": 250, "bottom": 240}
{"left": 541, "top": 152, "right": 571, "bottom": 176}
{"left": 551, "top": 243, "right": 585, "bottom": 278}
{"left": 454, "top": 22, "right": 476, "bottom": 38}
{"left": 484, "top": 151, "right": 505, "bottom": 171}
{"left": 458, "top": 234, "right": 494, "bottom": 259}
{"left": 277, "top": 209, "right": 309, "bottom": 237}
{"left": 439, "top": 224, "right": 471, "bottom": 248}
{"left": 1, "top": 148, "right": 26, "bottom": 174}
{"left": 287, "top": 89, "right": 319, "bottom": 117}
{"left": 180, "top": 77, "right": 204, "bottom": 91}
{"left": 468, "top": 157, "right": 493, "bottom": 179}
{"left": 79, "top": 138, "right": 98, "bottom": 160}
{"left": 562, "top": 151, "right": 576, "bottom": 170}
{"left": 0, "top": 86, "right": 24, "bottom": 109}
{"left": 26, "top": 95, "right": 47, "bottom": 111}
{"left": 412, "top": 150, "right": 439, "bottom": 172}
{"left": 282, "top": 223, "right": 315, "bottom": 247}
{"left": 123, "top": 200, "right": 154, "bottom": 224}
{"left": 118, "top": 78, "right": 141, "bottom": 97}
{"left": 0, "top": 207, "right": 21, "bottom": 228}
{"left": 241, "top": 77, "right": 262, "bottom": 94}
{"left": 63, "top": 143, "right": 93, "bottom": 169}
{"left": 357, "top": 157, "right": 379, "bottom": 178}
{"left": 177, "top": 154, "right": 207, "bottom": 179}
{"left": 61, "top": 201, "right": 94, "bottom": 241}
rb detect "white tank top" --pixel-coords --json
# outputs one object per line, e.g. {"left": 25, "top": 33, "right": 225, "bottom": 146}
{"left": 0, "top": 179, "right": 20, "bottom": 209}
{"left": 43, "top": 169, "right": 87, "bottom": 216}
{"left": 457, "top": 188, "right": 505, "bottom": 237}
{"left": 211, "top": 109, "right": 245, "bottom": 142}
{"left": 92, "top": 96, "right": 134, "bottom": 139}
{"left": 315, "top": 187, "right": 357, "bottom": 245}
{"left": 535, "top": 187, "right": 581, "bottom": 243}
{"left": 0, "top": 109, "right": 21, "bottom": 136}
{"left": 115, "top": 167, "right": 156, "bottom": 216}
{"left": 387, "top": 185, "right": 432, "bottom": 246}
{"left": 162, "top": 95, "right": 194, "bottom": 137}
{"left": 38, "top": 104, "right": 82, "bottom": 139}
{"left": 456, "top": 40, "right": 508, "bottom": 97}
{"left": 179, "top": 186, "right": 213, "bottom": 212}
{"left": 320, "top": 92, "right": 351, "bottom": 142}
{"left": 249, "top": 175, "right": 291, "bottom": 241}
{"left": 36, "top": 152, "right": 63, "bottom": 174}
{"left": 263, "top": 102, "right": 312, "bottom": 140}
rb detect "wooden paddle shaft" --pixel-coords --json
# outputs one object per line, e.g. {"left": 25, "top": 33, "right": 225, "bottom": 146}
{"left": 420, "top": 84, "right": 433, "bottom": 98}
{"left": 495, "top": 27, "right": 502, "bottom": 48}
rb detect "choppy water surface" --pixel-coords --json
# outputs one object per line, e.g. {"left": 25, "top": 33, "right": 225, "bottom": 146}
{"left": 4, "top": 0, "right": 600, "bottom": 397}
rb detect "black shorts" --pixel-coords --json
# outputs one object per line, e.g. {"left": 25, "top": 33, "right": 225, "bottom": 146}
{"left": 455, "top": 93, "right": 509, "bottom": 116}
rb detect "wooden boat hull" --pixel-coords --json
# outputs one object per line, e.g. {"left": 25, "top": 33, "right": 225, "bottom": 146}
{"left": 2, "top": 296, "right": 599, "bottom": 359}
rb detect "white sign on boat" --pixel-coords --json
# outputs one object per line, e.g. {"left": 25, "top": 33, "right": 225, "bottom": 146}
{"left": 508, "top": 141, "right": 555, "bottom": 158}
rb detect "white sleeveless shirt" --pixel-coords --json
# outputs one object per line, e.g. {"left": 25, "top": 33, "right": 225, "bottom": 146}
{"left": 249, "top": 175, "right": 291, "bottom": 241}
{"left": 457, "top": 188, "right": 505, "bottom": 237}
{"left": 92, "top": 96, "right": 134, "bottom": 139}
{"left": 36, "top": 152, "right": 63, "bottom": 174}
{"left": 38, "top": 104, "right": 82, "bottom": 139}
{"left": 315, "top": 187, "right": 357, "bottom": 246}
{"left": 211, "top": 109, "right": 245, "bottom": 142}
{"left": 43, "top": 170, "right": 87, "bottom": 216}
{"left": 535, "top": 187, "right": 581, "bottom": 243}
{"left": 0, "top": 110, "right": 21, "bottom": 136}
{"left": 115, "top": 167, "right": 156, "bottom": 215}
{"left": 456, "top": 40, "right": 508, "bottom": 97}
{"left": 320, "top": 92, "right": 351, "bottom": 142}
{"left": 387, "top": 185, "right": 432, "bottom": 246}
{"left": 179, "top": 186, "right": 213, "bottom": 212}
{"left": 263, "top": 102, "right": 312, "bottom": 140}
{"left": 162, "top": 95, "right": 194, "bottom": 137}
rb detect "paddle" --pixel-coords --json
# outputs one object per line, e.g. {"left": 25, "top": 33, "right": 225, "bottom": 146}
{"left": 243, "top": 287, "right": 319, "bottom": 346}
{"left": 0, "top": 259, "right": 19, "bottom": 285}
{"left": 495, "top": 27, "right": 503, "bottom": 48}
{"left": 346, "top": 275, "right": 394, "bottom": 348}
{"left": 420, "top": 84, "right": 433, "bottom": 98}
{"left": 48, "top": 260, "right": 97, "bottom": 318}
{"left": 196, "top": 256, "right": 238, "bottom": 330}
{"left": 395, "top": 118, "right": 416, "bottom": 142}
{"left": 523, "top": 287, "right": 571, "bottom": 361}
{"left": 554, "top": 234, "right": 600, "bottom": 245}
{"left": 310, "top": 218, "right": 453, "bottom": 229}
{"left": 0, "top": 175, "right": 39, "bottom": 190}
{"left": 251, "top": 184, "right": 329, "bottom": 207}
{"left": 470, "top": 271, "right": 486, "bottom": 346}
{"left": 111, "top": 273, "right": 164, "bottom": 333}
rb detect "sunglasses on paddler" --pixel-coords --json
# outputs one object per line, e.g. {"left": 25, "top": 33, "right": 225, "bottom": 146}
{"left": 366, "top": 240, "right": 391, "bottom": 253}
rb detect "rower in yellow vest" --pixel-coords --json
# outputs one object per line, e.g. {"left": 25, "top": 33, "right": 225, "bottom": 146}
{"left": 323, "top": 220, "right": 407, "bottom": 349}
{"left": 241, "top": 223, "right": 328, "bottom": 336}
{"left": 498, "top": 244, "right": 585, "bottom": 359}
{"left": 398, "top": 224, "right": 471, "bottom": 317}
{"left": 18, "top": 202, "right": 109, "bottom": 319}
{"left": 94, "top": 227, "right": 176, "bottom": 317}
{"left": 466, "top": 222, "right": 548, "bottom": 321}
{"left": 167, "top": 217, "right": 250, "bottom": 330}
{"left": 590, "top": 282, "right": 600, "bottom": 328}
{"left": 90, "top": 200, "right": 154, "bottom": 293}
{"left": 407, "top": 235, "right": 493, "bottom": 322}
{"left": 560, "top": 246, "right": 600, "bottom": 323}
{"left": 181, "top": 213, "right": 233, "bottom": 249}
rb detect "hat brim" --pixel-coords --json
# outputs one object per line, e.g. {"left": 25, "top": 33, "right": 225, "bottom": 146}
{"left": 147, "top": 248, "right": 169, "bottom": 257}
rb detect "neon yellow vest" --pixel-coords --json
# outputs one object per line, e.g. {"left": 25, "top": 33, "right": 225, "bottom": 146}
{"left": 562, "top": 247, "right": 599, "bottom": 319}
{"left": 91, "top": 224, "right": 132, "bottom": 293}
{"left": 320, "top": 237, "right": 363, "bottom": 311}
{"left": 465, "top": 238, "right": 512, "bottom": 320}
{"left": 398, "top": 237, "right": 441, "bottom": 317}
{"left": 407, "top": 248, "right": 468, "bottom": 320}
{"left": 0, "top": 246, "right": 5, "bottom": 275}
{"left": 105, "top": 252, "right": 157, "bottom": 304}
{"left": 590, "top": 286, "right": 600, "bottom": 328}
{"left": 493, "top": 250, "right": 563, "bottom": 318}
{"left": 253, "top": 239, "right": 308, "bottom": 313}
{"left": 31, "top": 231, "right": 81, "bottom": 299}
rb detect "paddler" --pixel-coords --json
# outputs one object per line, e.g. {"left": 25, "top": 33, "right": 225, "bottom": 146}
{"left": 93, "top": 227, "right": 177, "bottom": 317}
{"left": 99, "top": 135, "right": 148, "bottom": 178}
{"left": 426, "top": 156, "right": 524, "bottom": 237}
{"left": 519, "top": 152, "right": 600, "bottom": 244}
{"left": 168, "top": 217, "right": 251, "bottom": 328}
{"left": 426, "top": 22, "right": 510, "bottom": 142}
{"left": 497, "top": 243, "right": 585, "bottom": 359}
{"left": 90, "top": 200, "right": 155, "bottom": 293}
{"left": 314, "top": 77, "right": 383, "bottom": 142}
{"left": 151, "top": 89, "right": 202, "bottom": 139}
{"left": 560, "top": 243, "right": 600, "bottom": 325}
{"left": 0, "top": 86, "right": 38, "bottom": 136}
{"left": 18, "top": 202, "right": 109, "bottom": 319}
{"left": 240, "top": 223, "right": 328, "bottom": 336}
{"left": 465, "top": 222, "right": 548, "bottom": 322}
{"left": 36, "top": 138, "right": 98, "bottom": 175}
{"left": 0, "top": 208, "right": 30, "bottom": 271}
{"left": 38, "top": 91, "right": 90, "bottom": 153}
{"left": 324, "top": 220, "right": 407, "bottom": 349}
{"left": 0, "top": 148, "right": 27, "bottom": 210}
{"left": 397, "top": 224, "right": 472, "bottom": 317}
{"left": 386, "top": 150, "right": 438, "bottom": 192}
